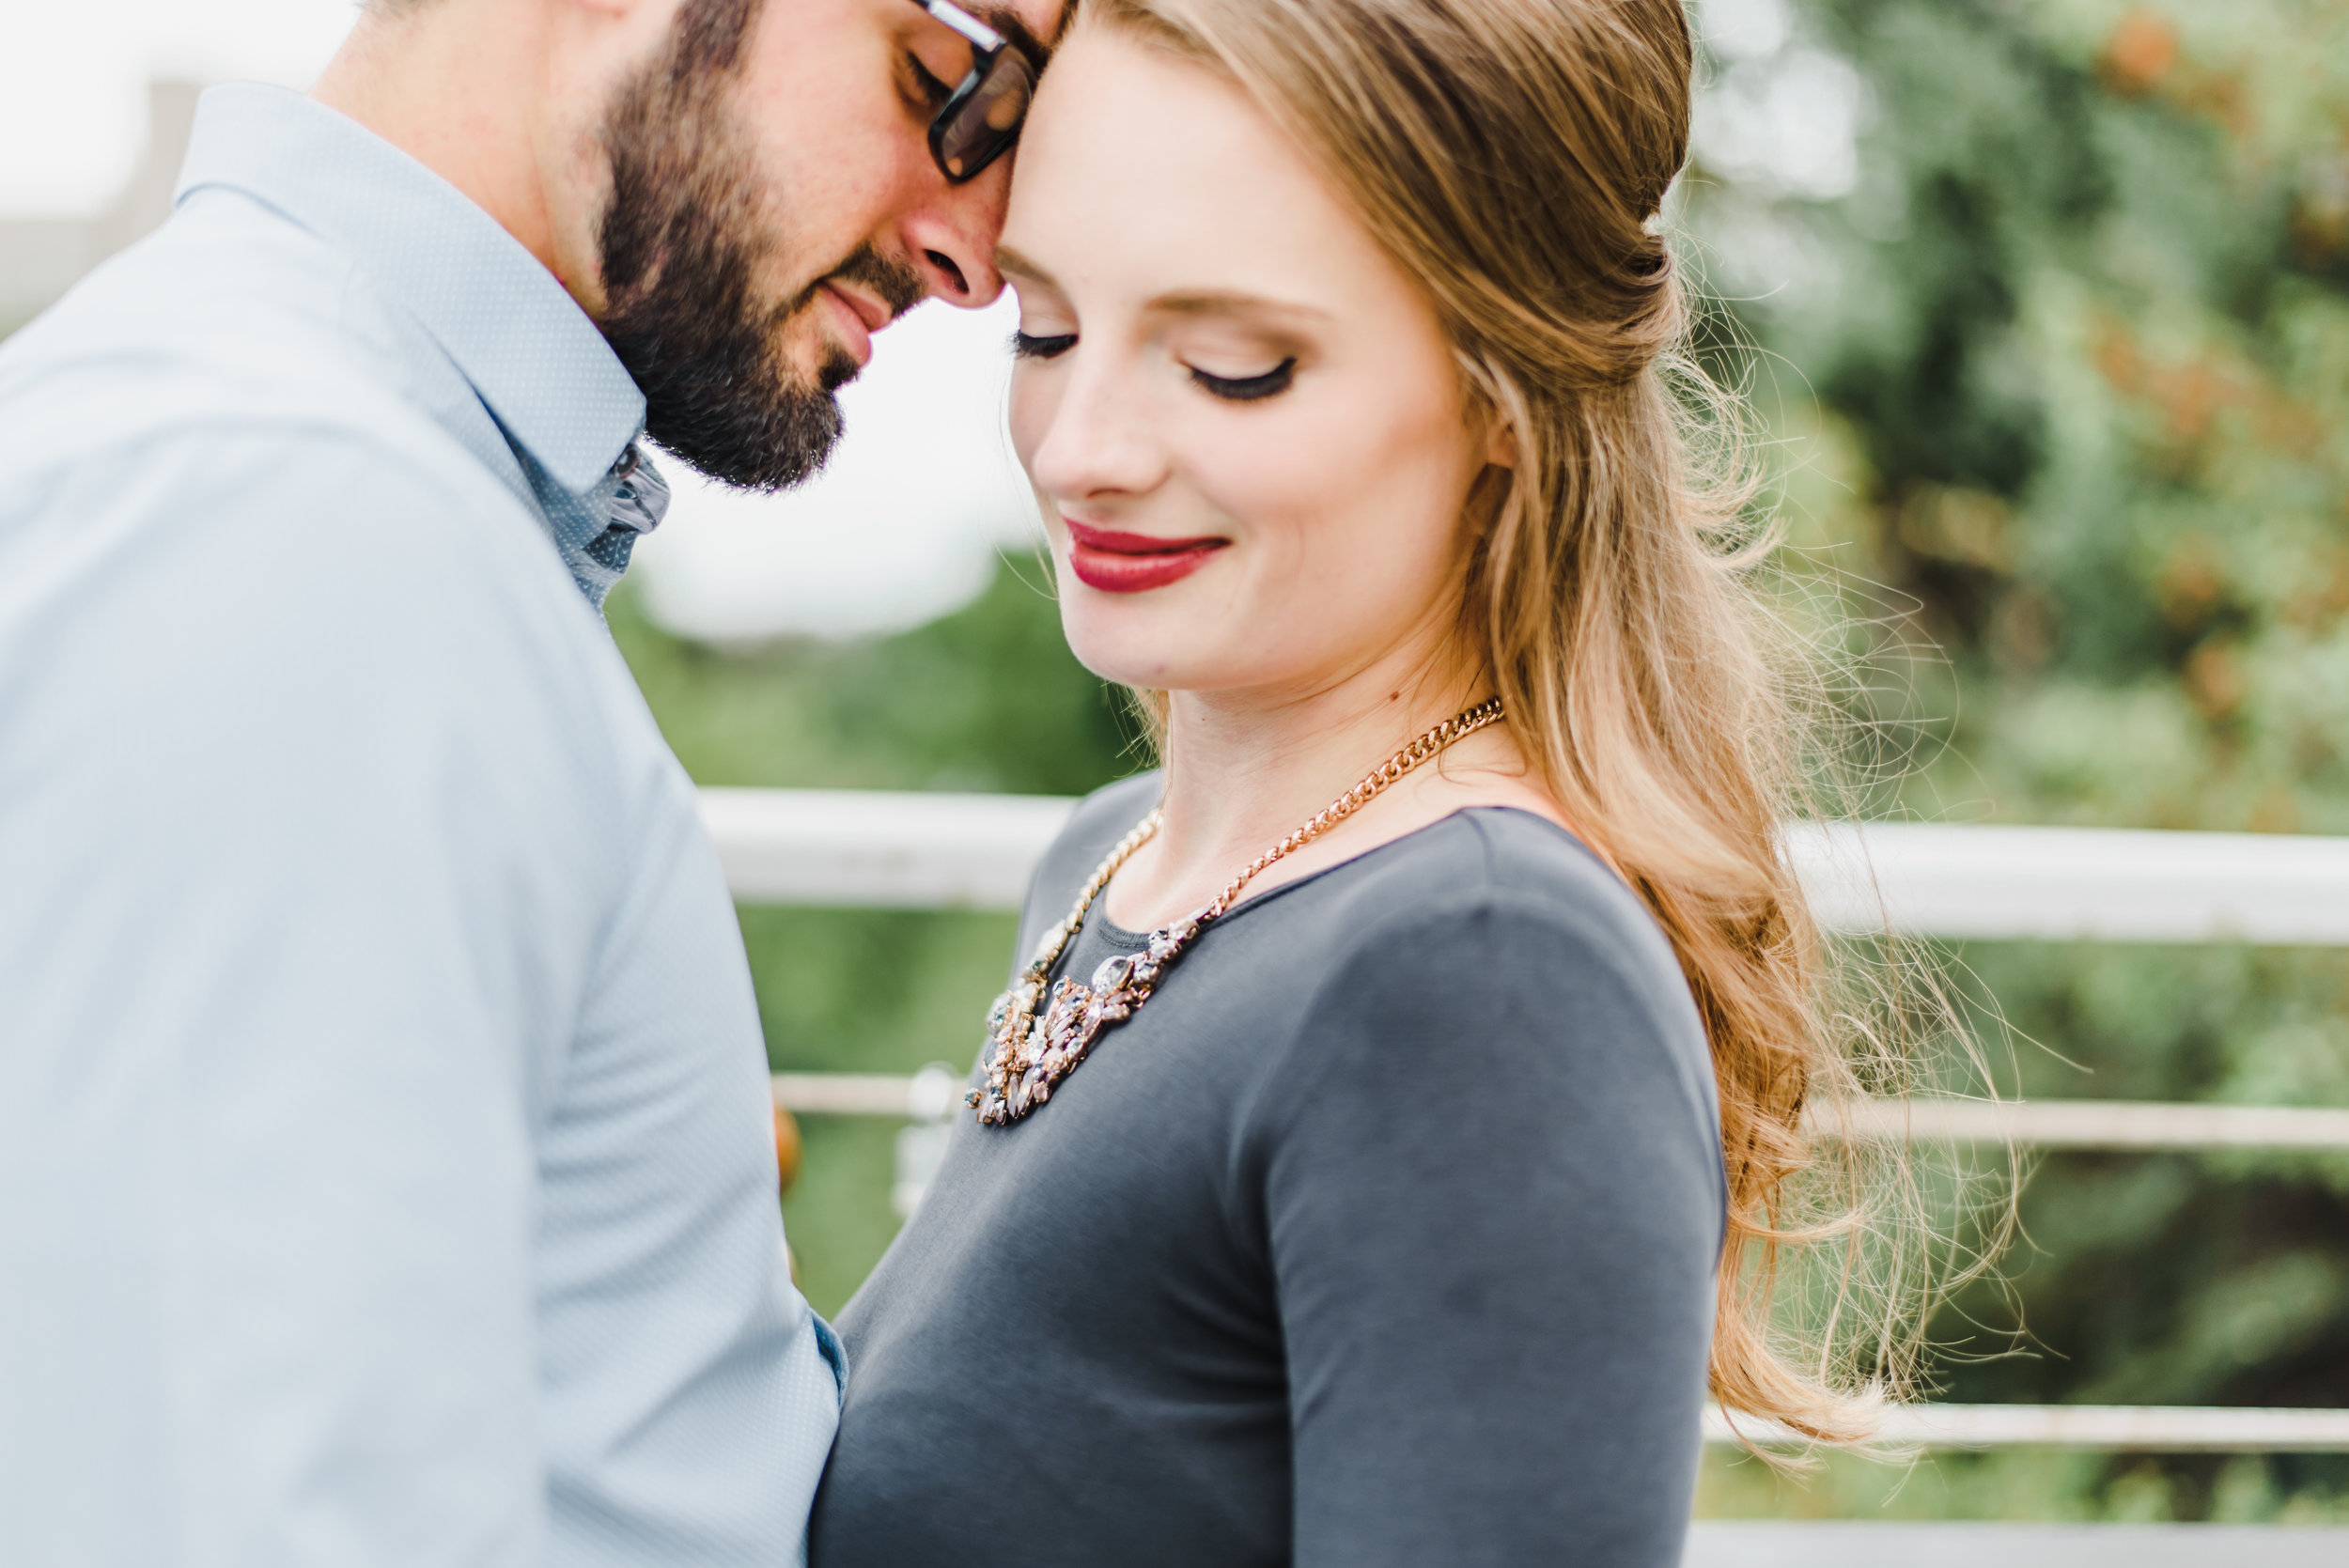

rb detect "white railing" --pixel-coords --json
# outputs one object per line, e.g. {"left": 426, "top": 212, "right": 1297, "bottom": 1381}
{"left": 700, "top": 786, "right": 2349, "bottom": 942}
{"left": 1680, "top": 1521, "right": 2349, "bottom": 1567}
{"left": 771, "top": 1072, "right": 2349, "bottom": 1153}
{"left": 1702, "top": 1403, "right": 2349, "bottom": 1452}
{"left": 1826, "top": 1095, "right": 2349, "bottom": 1152}
{"left": 719, "top": 788, "right": 2349, "bottom": 1455}
{"left": 701, "top": 788, "right": 1077, "bottom": 910}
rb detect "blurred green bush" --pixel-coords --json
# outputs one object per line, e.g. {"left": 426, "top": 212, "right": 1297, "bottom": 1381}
{"left": 1675, "top": 0, "right": 2349, "bottom": 1520}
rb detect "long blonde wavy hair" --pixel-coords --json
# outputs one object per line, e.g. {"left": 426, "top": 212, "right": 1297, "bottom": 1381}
{"left": 1092, "top": 0, "right": 1991, "bottom": 1444}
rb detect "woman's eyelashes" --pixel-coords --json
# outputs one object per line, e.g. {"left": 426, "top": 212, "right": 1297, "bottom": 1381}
{"left": 1006, "top": 332, "right": 1298, "bottom": 403}
{"left": 1012, "top": 330, "right": 1078, "bottom": 360}
{"left": 1189, "top": 357, "right": 1298, "bottom": 403}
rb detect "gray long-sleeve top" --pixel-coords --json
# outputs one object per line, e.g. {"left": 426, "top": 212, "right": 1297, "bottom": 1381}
{"left": 809, "top": 774, "right": 1726, "bottom": 1567}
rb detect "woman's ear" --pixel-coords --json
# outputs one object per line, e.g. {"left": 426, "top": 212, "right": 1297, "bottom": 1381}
{"left": 1460, "top": 367, "right": 1517, "bottom": 470}
{"left": 1484, "top": 415, "right": 1517, "bottom": 469}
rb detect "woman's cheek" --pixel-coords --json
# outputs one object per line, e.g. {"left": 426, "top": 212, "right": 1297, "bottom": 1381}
{"left": 1250, "top": 399, "right": 1468, "bottom": 636}
{"left": 1178, "top": 400, "right": 1354, "bottom": 566}
{"left": 1174, "top": 396, "right": 1309, "bottom": 508}
{"left": 1006, "top": 366, "right": 1051, "bottom": 473}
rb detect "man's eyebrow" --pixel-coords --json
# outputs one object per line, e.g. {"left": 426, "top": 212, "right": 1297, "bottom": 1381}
{"left": 995, "top": 244, "right": 1060, "bottom": 287}
{"left": 964, "top": 4, "right": 1057, "bottom": 67}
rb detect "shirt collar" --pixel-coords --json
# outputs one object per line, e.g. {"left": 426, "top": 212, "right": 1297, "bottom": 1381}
{"left": 175, "top": 83, "right": 645, "bottom": 497}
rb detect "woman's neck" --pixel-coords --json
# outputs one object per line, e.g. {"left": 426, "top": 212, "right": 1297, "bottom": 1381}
{"left": 1159, "top": 674, "right": 1475, "bottom": 866}
{"left": 1101, "top": 643, "right": 1560, "bottom": 932}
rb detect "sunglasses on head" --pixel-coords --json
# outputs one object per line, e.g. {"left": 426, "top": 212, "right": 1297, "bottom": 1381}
{"left": 910, "top": 0, "right": 1041, "bottom": 183}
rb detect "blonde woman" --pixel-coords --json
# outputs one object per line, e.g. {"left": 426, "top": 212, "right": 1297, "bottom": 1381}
{"left": 811, "top": 1, "right": 1895, "bottom": 1561}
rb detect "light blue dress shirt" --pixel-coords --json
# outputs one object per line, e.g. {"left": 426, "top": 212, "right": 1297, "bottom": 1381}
{"left": 0, "top": 85, "right": 839, "bottom": 1566}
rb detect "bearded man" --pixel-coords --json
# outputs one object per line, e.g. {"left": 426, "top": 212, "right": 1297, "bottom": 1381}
{"left": 0, "top": 0, "right": 1059, "bottom": 1560}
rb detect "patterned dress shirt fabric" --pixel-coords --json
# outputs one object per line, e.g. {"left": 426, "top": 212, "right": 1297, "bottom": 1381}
{"left": 0, "top": 84, "right": 838, "bottom": 1567}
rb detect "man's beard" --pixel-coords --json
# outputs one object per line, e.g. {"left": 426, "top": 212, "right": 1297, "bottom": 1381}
{"left": 594, "top": 0, "right": 924, "bottom": 490}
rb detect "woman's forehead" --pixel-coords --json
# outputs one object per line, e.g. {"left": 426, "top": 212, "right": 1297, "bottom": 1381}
{"left": 1000, "top": 26, "right": 1411, "bottom": 322}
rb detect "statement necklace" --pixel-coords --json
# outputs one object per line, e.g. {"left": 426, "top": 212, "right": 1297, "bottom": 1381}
{"left": 969, "top": 697, "right": 1506, "bottom": 1126}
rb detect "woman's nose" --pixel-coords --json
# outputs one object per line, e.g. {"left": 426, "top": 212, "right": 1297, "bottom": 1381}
{"left": 1022, "top": 357, "right": 1170, "bottom": 505}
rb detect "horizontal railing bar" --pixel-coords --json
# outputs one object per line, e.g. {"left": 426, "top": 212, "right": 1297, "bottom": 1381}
{"left": 1781, "top": 821, "right": 2349, "bottom": 945}
{"left": 1823, "top": 1097, "right": 2349, "bottom": 1152}
{"left": 703, "top": 787, "right": 1073, "bottom": 911}
{"left": 702, "top": 788, "right": 2349, "bottom": 945}
{"left": 1703, "top": 1403, "right": 2349, "bottom": 1452}
{"left": 1681, "top": 1521, "right": 2349, "bottom": 1567}
{"left": 772, "top": 1067, "right": 966, "bottom": 1121}
{"left": 772, "top": 1076, "right": 2349, "bottom": 1152}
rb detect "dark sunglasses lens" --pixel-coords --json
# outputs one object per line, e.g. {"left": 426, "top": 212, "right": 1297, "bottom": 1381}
{"left": 936, "top": 52, "right": 1036, "bottom": 180}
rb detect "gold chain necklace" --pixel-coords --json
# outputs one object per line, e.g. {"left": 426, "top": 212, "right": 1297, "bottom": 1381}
{"left": 969, "top": 697, "right": 1506, "bottom": 1126}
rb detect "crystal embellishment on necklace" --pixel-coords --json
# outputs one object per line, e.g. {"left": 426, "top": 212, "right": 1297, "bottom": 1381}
{"left": 969, "top": 697, "right": 1506, "bottom": 1126}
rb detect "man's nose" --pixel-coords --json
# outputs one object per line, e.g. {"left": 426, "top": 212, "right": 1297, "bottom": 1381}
{"left": 903, "top": 158, "right": 1014, "bottom": 307}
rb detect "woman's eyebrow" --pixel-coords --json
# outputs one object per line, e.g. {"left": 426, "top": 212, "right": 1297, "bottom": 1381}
{"left": 1147, "top": 289, "right": 1332, "bottom": 325}
{"left": 995, "top": 244, "right": 1059, "bottom": 287}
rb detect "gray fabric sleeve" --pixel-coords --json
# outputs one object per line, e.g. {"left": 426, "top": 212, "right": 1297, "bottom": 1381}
{"left": 1251, "top": 888, "right": 1722, "bottom": 1568}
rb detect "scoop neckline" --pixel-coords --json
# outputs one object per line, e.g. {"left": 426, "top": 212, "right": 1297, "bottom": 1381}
{"left": 1090, "top": 803, "right": 1592, "bottom": 948}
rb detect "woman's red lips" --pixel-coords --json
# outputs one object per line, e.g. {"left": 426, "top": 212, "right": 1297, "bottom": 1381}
{"left": 1064, "top": 520, "right": 1230, "bottom": 594}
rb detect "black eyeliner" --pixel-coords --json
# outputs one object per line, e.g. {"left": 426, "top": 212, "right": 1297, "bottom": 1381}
{"left": 1190, "top": 357, "right": 1297, "bottom": 402}
{"left": 1012, "top": 330, "right": 1078, "bottom": 360}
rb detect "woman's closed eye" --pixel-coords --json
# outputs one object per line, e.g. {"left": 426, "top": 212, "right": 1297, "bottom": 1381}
{"left": 1188, "top": 358, "right": 1297, "bottom": 403}
{"left": 1012, "top": 329, "right": 1078, "bottom": 360}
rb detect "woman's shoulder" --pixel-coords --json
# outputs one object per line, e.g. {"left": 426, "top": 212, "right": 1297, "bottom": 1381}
{"left": 1265, "top": 808, "right": 1719, "bottom": 1131}
{"left": 1316, "top": 808, "right": 1669, "bottom": 980}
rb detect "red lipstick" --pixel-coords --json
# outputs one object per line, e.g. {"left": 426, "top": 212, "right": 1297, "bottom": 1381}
{"left": 1065, "top": 519, "right": 1230, "bottom": 594}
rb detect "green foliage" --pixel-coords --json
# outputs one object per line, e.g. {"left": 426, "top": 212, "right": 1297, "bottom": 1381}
{"left": 1678, "top": 0, "right": 2349, "bottom": 1518}
{"left": 1713, "top": 0, "right": 2349, "bottom": 834}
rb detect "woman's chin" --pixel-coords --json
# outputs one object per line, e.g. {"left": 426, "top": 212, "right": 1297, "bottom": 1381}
{"left": 1065, "top": 639, "right": 1191, "bottom": 692}
{"left": 1062, "top": 621, "right": 1221, "bottom": 694}
{"left": 1057, "top": 580, "right": 1205, "bottom": 689}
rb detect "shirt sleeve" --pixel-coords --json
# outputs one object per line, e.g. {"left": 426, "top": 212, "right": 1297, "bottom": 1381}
{"left": 1255, "top": 882, "right": 1725, "bottom": 1568}
{"left": 0, "top": 428, "right": 618, "bottom": 1565}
